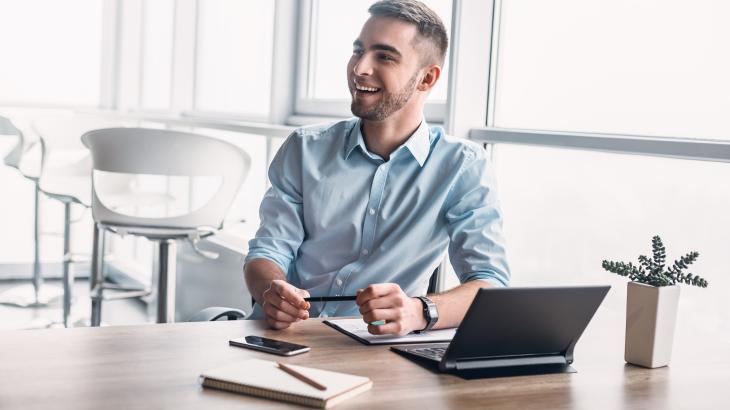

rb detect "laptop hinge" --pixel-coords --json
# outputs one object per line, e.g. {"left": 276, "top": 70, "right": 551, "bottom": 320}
{"left": 454, "top": 354, "right": 567, "bottom": 371}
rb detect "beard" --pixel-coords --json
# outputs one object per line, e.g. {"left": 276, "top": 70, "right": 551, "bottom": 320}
{"left": 350, "top": 72, "right": 419, "bottom": 121}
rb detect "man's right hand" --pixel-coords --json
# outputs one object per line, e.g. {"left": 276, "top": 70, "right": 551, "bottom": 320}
{"left": 261, "top": 279, "right": 311, "bottom": 329}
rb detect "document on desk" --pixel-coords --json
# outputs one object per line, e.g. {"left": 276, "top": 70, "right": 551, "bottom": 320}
{"left": 324, "top": 318, "right": 457, "bottom": 345}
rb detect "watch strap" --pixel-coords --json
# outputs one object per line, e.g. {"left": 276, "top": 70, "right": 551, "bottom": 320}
{"left": 415, "top": 296, "right": 438, "bottom": 333}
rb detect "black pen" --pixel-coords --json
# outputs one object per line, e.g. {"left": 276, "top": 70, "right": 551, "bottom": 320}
{"left": 304, "top": 295, "right": 357, "bottom": 302}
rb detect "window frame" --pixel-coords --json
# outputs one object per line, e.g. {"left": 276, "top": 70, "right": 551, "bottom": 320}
{"left": 461, "top": 0, "right": 730, "bottom": 162}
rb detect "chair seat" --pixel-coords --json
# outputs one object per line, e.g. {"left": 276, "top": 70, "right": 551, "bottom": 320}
{"left": 39, "top": 175, "right": 91, "bottom": 206}
{"left": 37, "top": 152, "right": 93, "bottom": 204}
{"left": 40, "top": 174, "right": 175, "bottom": 209}
{"left": 17, "top": 150, "right": 41, "bottom": 179}
{"left": 99, "top": 223, "right": 215, "bottom": 241}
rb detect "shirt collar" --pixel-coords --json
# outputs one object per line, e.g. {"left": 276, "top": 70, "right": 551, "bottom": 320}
{"left": 344, "top": 118, "right": 431, "bottom": 167}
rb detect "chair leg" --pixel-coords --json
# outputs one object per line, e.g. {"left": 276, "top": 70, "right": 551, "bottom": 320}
{"left": 90, "top": 223, "right": 105, "bottom": 327}
{"left": 32, "top": 181, "right": 43, "bottom": 304}
{"left": 62, "top": 202, "right": 73, "bottom": 327}
{"left": 0, "top": 180, "right": 61, "bottom": 310}
{"left": 156, "top": 239, "right": 177, "bottom": 323}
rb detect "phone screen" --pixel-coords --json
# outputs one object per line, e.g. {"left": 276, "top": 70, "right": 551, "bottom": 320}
{"left": 229, "top": 336, "right": 310, "bottom": 356}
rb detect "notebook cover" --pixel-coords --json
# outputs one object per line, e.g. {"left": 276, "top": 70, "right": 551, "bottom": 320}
{"left": 200, "top": 358, "right": 372, "bottom": 409}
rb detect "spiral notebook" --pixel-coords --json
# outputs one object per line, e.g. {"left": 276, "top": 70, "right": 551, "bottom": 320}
{"left": 200, "top": 358, "right": 372, "bottom": 409}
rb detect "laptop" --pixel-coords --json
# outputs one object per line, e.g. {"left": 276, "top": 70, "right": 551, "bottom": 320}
{"left": 391, "top": 285, "right": 610, "bottom": 377}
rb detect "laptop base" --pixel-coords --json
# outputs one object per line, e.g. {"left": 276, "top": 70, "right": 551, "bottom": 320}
{"left": 454, "top": 363, "right": 576, "bottom": 380}
{"left": 391, "top": 346, "right": 577, "bottom": 380}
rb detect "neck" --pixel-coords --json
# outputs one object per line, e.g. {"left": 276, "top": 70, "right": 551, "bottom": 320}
{"left": 361, "top": 111, "right": 423, "bottom": 160}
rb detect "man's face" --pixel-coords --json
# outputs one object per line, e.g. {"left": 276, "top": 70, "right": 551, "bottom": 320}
{"left": 347, "top": 16, "right": 426, "bottom": 121}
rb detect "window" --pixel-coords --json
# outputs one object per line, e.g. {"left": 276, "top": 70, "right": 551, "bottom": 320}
{"left": 140, "top": 0, "right": 175, "bottom": 110}
{"left": 0, "top": 0, "right": 102, "bottom": 106}
{"left": 194, "top": 0, "right": 276, "bottom": 118}
{"left": 491, "top": 144, "right": 729, "bottom": 323}
{"left": 297, "top": 0, "right": 452, "bottom": 121}
{"left": 460, "top": 0, "right": 730, "bottom": 319}
{"left": 491, "top": 0, "right": 730, "bottom": 140}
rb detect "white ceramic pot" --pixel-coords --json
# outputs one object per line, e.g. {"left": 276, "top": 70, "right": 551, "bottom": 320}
{"left": 624, "top": 282, "right": 680, "bottom": 368}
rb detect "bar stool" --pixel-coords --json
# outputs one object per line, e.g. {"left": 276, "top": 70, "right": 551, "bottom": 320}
{"left": 82, "top": 127, "right": 250, "bottom": 324}
{"left": 31, "top": 116, "right": 137, "bottom": 326}
{"left": 0, "top": 115, "right": 62, "bottom": 309}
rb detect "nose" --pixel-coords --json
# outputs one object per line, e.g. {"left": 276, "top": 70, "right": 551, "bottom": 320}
{"left": 352, "top": 52, "right": 374, "bottom": 77}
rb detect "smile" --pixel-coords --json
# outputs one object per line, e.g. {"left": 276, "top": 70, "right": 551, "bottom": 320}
{"left": 354, "top": 80, "right": 380, "bottom": 93}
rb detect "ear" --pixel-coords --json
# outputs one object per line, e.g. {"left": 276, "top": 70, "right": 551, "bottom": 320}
{"left": 417, "top": 64, "right": 441, "bottom": 92}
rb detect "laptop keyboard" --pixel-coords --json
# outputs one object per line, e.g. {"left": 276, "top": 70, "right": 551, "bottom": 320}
{"left": 411, "top": 346, "right": 447, "bottom": 361}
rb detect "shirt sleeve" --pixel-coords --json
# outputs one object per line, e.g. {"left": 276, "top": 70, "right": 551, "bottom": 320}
{"left": 245, "top": 132, "right": 305, "bottom": 275}
{"left": 444, "top": 147, "right": 510, "bottom": 287}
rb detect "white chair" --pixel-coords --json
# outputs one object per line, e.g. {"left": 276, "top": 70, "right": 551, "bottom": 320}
{"left": 32, "top": 116, "right": 166, "bottom": 327}
{"left": 0, "top": 115, "right": 62, "bottom": 310}
{"left": 82, "top": 127, "right": 250, "bottom": 324}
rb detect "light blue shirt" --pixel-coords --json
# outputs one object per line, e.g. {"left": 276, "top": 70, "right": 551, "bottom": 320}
{"left": 246, "top": 118, "right": 509, "bottom": 318}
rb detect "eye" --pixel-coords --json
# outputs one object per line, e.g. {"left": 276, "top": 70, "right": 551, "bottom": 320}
{"left": 377, "top": 53, "right": 395, "bottom": 62}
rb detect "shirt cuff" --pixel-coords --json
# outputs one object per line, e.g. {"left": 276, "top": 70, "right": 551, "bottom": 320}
{"left": 460, "top": 271, "right": 509, "bottom": 287}
{"left": 244, "top": 251, "right": 291, "bottom": 276}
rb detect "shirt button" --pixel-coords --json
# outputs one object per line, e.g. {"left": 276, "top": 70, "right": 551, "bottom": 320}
{"left": 368, "top": 208, "right": 375, "bottom": 215}
{"left": 361, "top": 249, "right": 369, "bottom": 256}
{"left": 336, "top": 278, "right": 343, "bottom": 286}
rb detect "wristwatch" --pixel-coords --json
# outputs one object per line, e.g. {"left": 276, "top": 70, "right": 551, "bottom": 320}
{"left": 415, "top": 296, "right": 438, "bottom": 333}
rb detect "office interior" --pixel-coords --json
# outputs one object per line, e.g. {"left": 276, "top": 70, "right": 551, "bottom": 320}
{"left": 0, "top": 0, "right": 728, "bottom": 404}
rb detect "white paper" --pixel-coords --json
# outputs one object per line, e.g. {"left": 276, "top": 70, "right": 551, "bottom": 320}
{"left": 326, "top": 318, "right": 457, "bottom": 344}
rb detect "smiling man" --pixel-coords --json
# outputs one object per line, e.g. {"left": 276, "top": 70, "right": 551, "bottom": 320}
{"left": 244, "top": 0, "right": 509, "bottom": 335}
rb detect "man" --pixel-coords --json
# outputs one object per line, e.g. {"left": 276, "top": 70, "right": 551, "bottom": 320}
{"left": 244, "top": 0, "right": 509, "bottom": 335}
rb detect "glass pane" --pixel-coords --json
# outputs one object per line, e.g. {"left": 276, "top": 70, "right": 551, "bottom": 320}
{"left": 309, "top": 0, "right": 451, "bottom": 101}
{"left": 195, "top": 0, "right": 275, "bottom": 116}
{"left": 492, "top": 144, "right": 729, "bottom": 327}
{"left": 0, "top": 0, "right": 102, "bottom": 106}
{"left": 140, "top": 0, "right": 174, "bottom": 110}
{"left": 493, "top": 0, "right": 730, "bottom": 140}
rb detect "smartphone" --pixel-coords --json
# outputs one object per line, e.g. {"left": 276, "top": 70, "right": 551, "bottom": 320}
{"left": 229, "top": 335, "right": 310, "bottom": 356}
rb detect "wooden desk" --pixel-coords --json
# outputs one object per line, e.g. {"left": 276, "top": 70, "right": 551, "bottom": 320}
{"left": 0, "top": 313, "right": 728, "bottom": 409}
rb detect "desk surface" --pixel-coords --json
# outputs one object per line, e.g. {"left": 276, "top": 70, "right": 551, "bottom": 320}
{"left": 0, "top": 314, "right": 728, "bottom": 410}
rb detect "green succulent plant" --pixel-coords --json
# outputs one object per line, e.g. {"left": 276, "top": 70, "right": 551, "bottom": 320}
{"left": 602, "top": 235, "right": 708, "bottom": 288}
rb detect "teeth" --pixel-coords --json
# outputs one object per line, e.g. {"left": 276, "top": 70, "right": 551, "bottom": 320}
{"left": 354, "top": 81, "right": 379, "bottom": 92}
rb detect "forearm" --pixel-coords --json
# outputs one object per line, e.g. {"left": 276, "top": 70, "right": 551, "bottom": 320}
{"left": 244, "top": 258, "right": 287, "bottom": 303}
{"left": 428, "top": 280, "right": 495, "bottom": 329}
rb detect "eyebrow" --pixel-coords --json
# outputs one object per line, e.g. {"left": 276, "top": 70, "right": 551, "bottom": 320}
{"left": 352, "top": 40, "right": 402, "bottom": 57}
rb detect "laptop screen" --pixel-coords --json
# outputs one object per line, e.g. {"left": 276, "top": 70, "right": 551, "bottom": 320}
{"left": 445, "top": 286, "right": 610, "bottom": 362}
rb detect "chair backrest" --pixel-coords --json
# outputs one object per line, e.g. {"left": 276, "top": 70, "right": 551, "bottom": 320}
{"left": 82, "top": 127, "right": 251, "bottom": 230}
{"left": 32, "top": 116, "right": 125, "bottom": 152}
{"left": 0, "top": 115, "right": 25, "bottom": 169}
{"left": 30, "top": 116, "right": 131, "bottom": 184}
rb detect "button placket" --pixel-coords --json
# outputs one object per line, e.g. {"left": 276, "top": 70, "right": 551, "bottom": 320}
{"left": 360, "top": 163, "right": 389, "bottom": 258}
{"left": 335, "top": 163, "right": 390, "bottom": 302}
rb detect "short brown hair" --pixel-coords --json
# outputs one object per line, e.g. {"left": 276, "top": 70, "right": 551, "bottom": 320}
{"left": 368, "top": 0, "right": 449, "bottom": 66}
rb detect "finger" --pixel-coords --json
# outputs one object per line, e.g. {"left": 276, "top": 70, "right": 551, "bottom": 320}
{"left": 272, "top": 281, "right": 309, "bottom": 310}
{"left": 264, "top": 292, "right": 309, "bottom": 319}
{"left": 264, "top": 291, "right": 309, "bottom": 319}
{"left": 295, "top": 288, "right": 311, "bottom": 310}
{"left": 367, "top": 321, "right": 407, "bottom": 336}
{"left": 361, "top": 308, "right": 399, "bottom": 324}
{"left": 358, "top": 295, "right": 398, "bottom": 315}
{"left": 263, "top": 301, "right": 301, "bottom": 323}
{"left": 267, "top": 317, "right": 292, "bottom": 330}
{"left": 356, "top": 283, "right": 398, "bottom": 305}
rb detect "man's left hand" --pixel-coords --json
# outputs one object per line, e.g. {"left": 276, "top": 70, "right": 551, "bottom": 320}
{"left": 356, "top": 283, "right": 427, "bottom": 336}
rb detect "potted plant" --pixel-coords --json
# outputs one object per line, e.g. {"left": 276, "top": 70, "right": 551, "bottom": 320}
{"left": 602, "top": 235, "right": 708, "bottom": 368}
